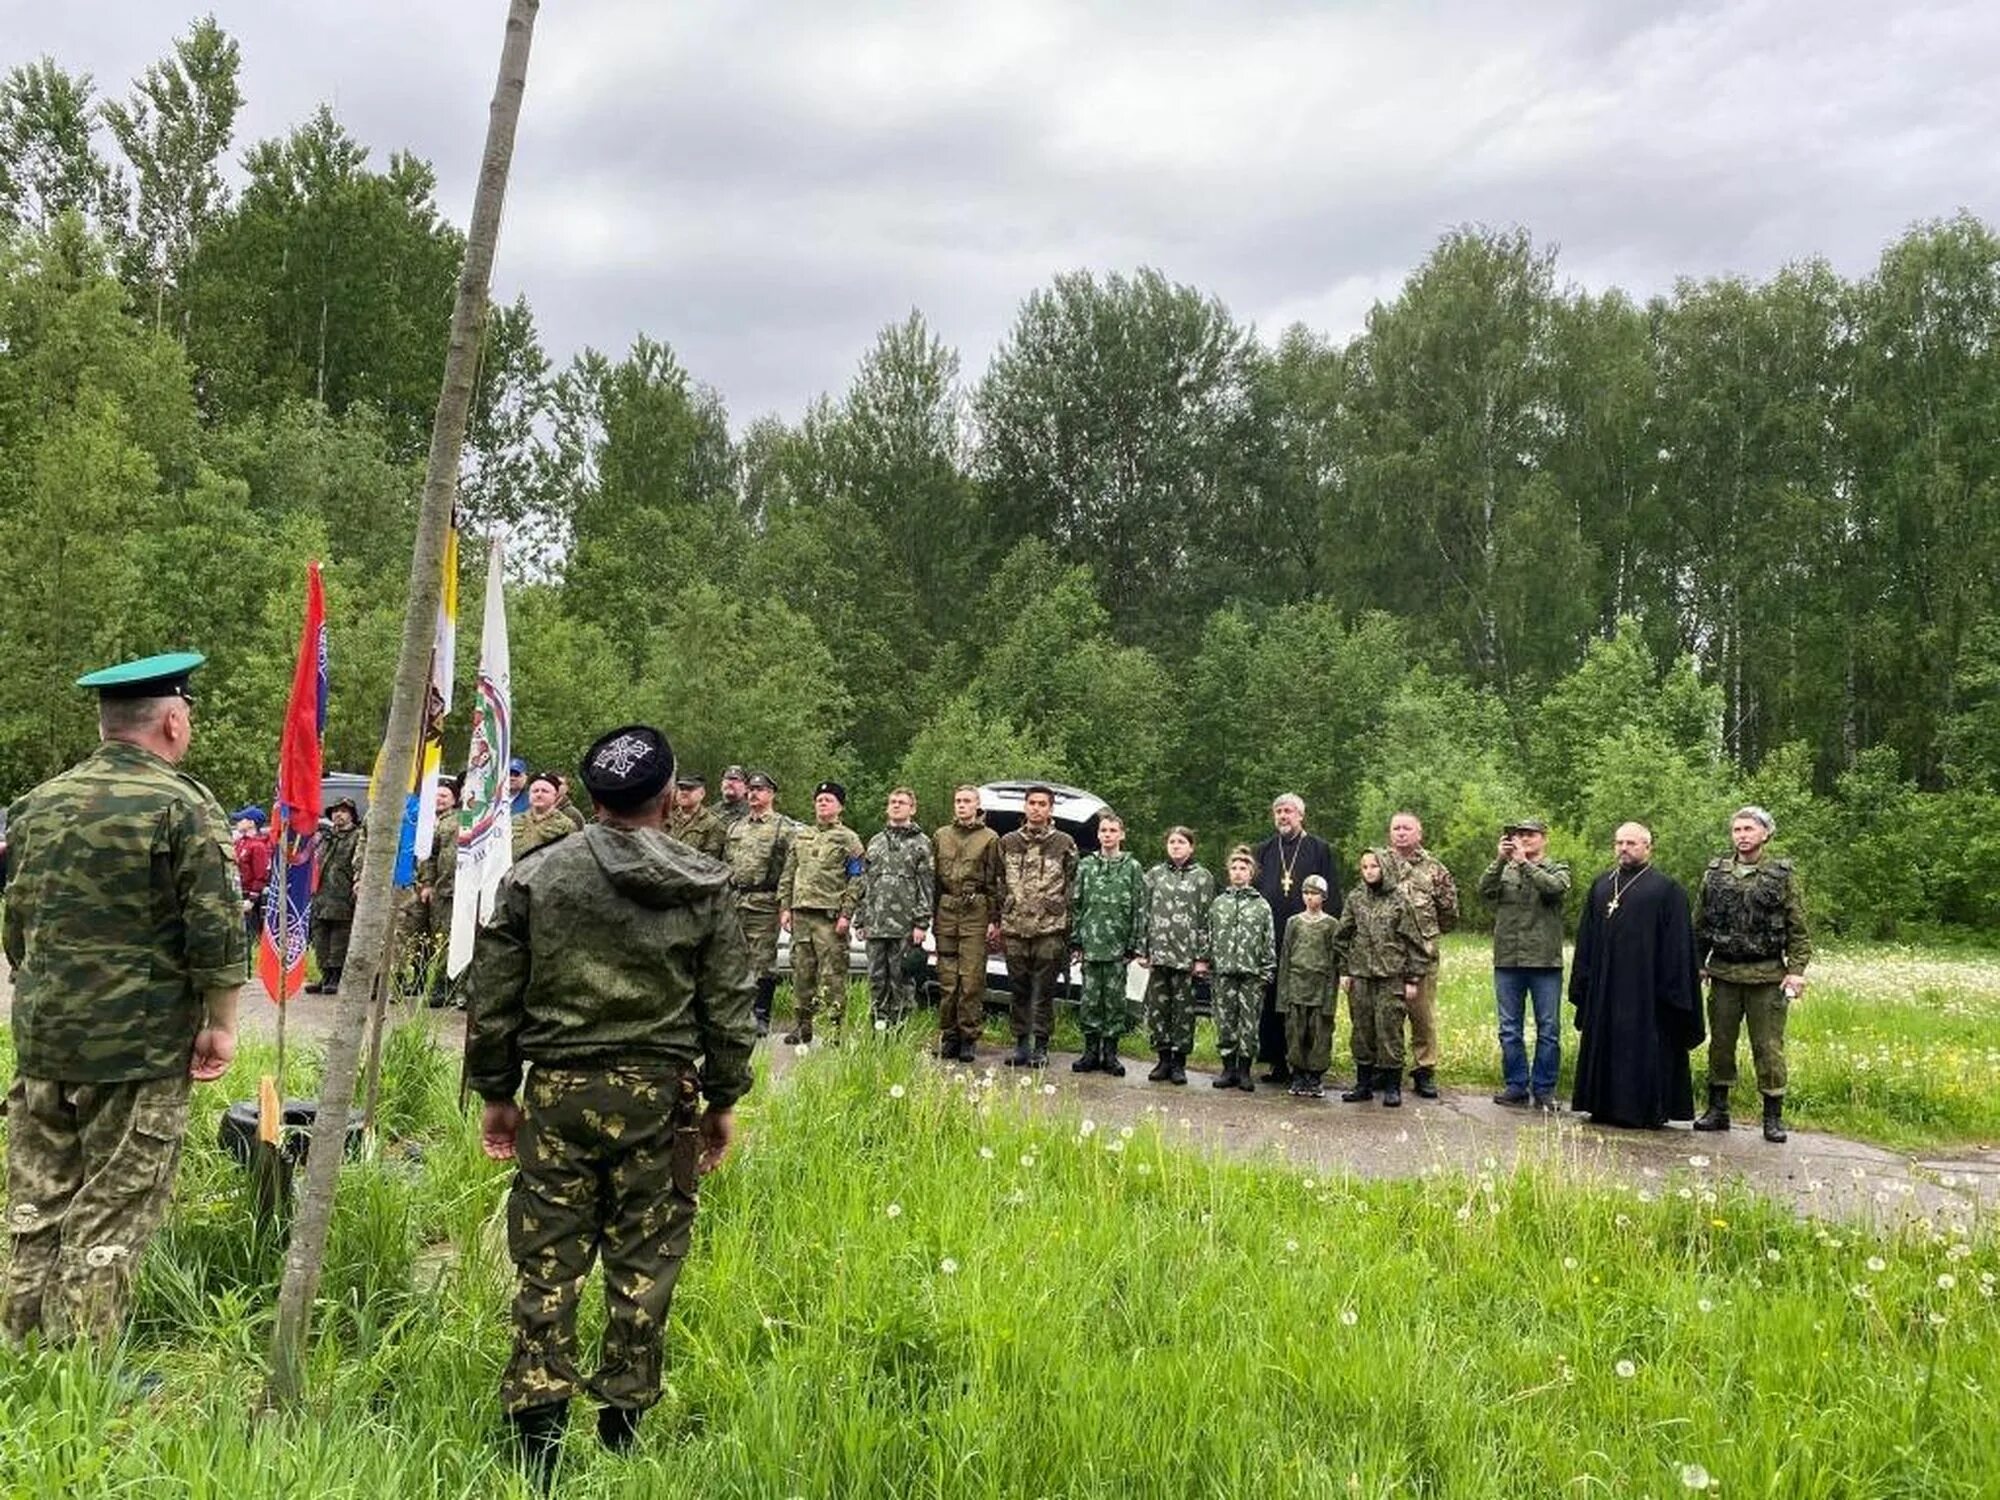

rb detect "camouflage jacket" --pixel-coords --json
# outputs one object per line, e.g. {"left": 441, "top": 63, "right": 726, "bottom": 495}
{"left": 724, "top": 811, "right": 793, "bottom": 913}
{"left": 1382, "top": 844, "right": 1456, "bottom": 958}
{"left": 858, "top": 823, "right": 934, "bottom": 936}
{"left": 668, "top": 803, "right": 729, "bottom": 860}
{"left": 1331, "top": 879, "right": 1434, "bottom": 980}
{"left": 1208, "top": 886, "right": 1276, "bottom": 978}
{"left": 717, "top": 799, "right": 750, "bottom": 827}
{"left": 3, "top": 741, "right": 246, "bottom": 1082}
{"left": 416, "top": 830, "right": 458, "bottom": 907}
{"left": 1696, "top": 854, "right": 1813, "bottom": 983}
{"left": 1276, "top": 910, "right": 1340, "bottom": 1009}
{"left": 998, "top": 824, "right": 1078, "bottom": 939}
{"left": 781, "top": 819, "right": 865, "bottom": 916}
{"left": 1070, "top": 850, "right": 1147, "bottom": 962}
{"left": 933, "top": 818, "right": 1003, "bottom": 919}
{"left": 1477, "top": 856, "right": 1571, "bottom": 969}
{"left": 555, "top": 797, "right": 588, "bottom": 831}
{"left": 512, "top": 807, "right": 572, "bottom": 861}
{"left": 1142, "top": 860, "right": 1215, "bottom": 969}
{"left": 465, "top": 824, "right": 756, "bottom": 1108}
{"left": 313, "top": 824, "right": 364, "bottom": 921}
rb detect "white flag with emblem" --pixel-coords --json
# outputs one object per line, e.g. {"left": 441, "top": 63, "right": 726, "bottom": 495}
{"left": 448, "top": 535, "right": 514, "bottom": 978}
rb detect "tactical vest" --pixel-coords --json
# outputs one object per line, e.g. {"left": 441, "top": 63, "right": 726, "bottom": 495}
{"left": 1701, "top": 857, "right": 1792, "bottom": 963}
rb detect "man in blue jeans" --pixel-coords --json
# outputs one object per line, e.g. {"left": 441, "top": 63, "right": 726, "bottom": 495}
{"left": 1478, "top": 819, "right": 1571, "bottom": 1110}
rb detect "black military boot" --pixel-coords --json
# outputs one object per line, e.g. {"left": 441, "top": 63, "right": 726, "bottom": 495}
{"left": 1412, "top": 1067, "right": 1439, "bottom": 1100}
{"left": 753, "top": 976, "right": 776, "bottom": 1036}
{"left": 506, "top": 1401, "right": 569, "bottom": 1492}
{"left": 1003, "top": 1036, "right": 1033, "bottom": 1067}
{"left": 1261, "top": 1061, "right": 1292, "bottom": 1086}
{"left": 1029, "top": 1036, "right": 1050, "bottom": 1069}
{"left": 597, "top": 1403, "right": 642, "bottom": 1454}
{"left": 1211, "top": 1054, "right": 1238, "bottom": 1089}
{"left": 320, "top": 967, "right": 342, "bottom": 996}
{"left": 1761, "top": 1093, "right": 1788, "bottom": 1143}
{"left": 1072, "top": 1035, "right": 1101, "bottom": 1073}
{"left": 1693, "top": 1084, "right": 1731, "bottom": 1132}
{"left": 1167, "top": 1051, "right": 1188, "bottom": 1085}
{"left": 1380, "top": 1071, "right": 1403, "bottom": 1107}
{"left": 781, "top": 1017, "right": 813, "bottom": 1047}
{"left": 1100, "top": 1036, "right": 1127, "bottom": 1078}
{"left": 1339, "top": 1069, "right": 1376, "bottom": 1103}
{"left": 1235, "top": 1058, "right": 1255, "bottom": 1093}
{"left": 934, "top": 1031, "right": 963, "bottom": 1061}
{"left": 1147, "top": 1050, "right": 1173, "bottom": 1083}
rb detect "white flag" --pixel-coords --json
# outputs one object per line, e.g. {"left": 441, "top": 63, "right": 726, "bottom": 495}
{"left": 448, "top": 535, "right": 513, "bottom": 978}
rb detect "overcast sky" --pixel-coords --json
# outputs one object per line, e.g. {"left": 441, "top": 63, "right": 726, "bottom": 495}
{"left": 9, "top": 0, "right": 1998, "bottom": 424}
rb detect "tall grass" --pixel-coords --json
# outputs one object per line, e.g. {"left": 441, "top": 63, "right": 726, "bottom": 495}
{"left": 1, "top": 1025, "right": 1995, "bottom": 1496}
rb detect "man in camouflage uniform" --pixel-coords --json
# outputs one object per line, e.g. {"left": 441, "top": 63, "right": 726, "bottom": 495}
{"left": 1382, "top": 811, "right": 1457, "bottom": 1098}
{"left": 1208, "top": 845, "right": 1277, "bottom": 1091}
{"left": 1140, "top": 827, "right": 1214, "bottom": 1085}
{"left": 467, "top": 723, "right": 754, "bottom": 1484}
{"left": 1694, "top": 805, "right": 1813, "bottom": 1143}
{"left": 997, "top": 785, "right": 1079, "bottom": 1069}
{"left": 1332, "top": 848, "right": 1433, "bottom": 1108}
{"left": 716, "top": 765, "right": 750, "bottom": 827}
{"left": 1069, "top": 811, "right": 1147, "bottom": 1076}
{"left": 932, "top": 785, "right": 1002, "bottom": 1062}
{"left": 667, "top": 771, "right": 728, "bottom": 859}
{"left": 3, "top": 652, "right": 243, "bottom": 1347}
{"left": 856, "top": 787, "right": 934, "bottom": 1028}
{"left": 723, "top": 771, "right": 792, "bottom": 1036}
{"left": 404, "top": 779, "right": 461, "bottom": 1005}
{"left": 307, "top": 797, "right": 363, "bottom": 994}
{"left": 779, "top": 781, "right": 865, "bottom": 1046}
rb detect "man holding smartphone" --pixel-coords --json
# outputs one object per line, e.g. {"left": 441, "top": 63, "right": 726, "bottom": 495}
{"left": 1478, "top": 818, "right": 1570, "bottom": 1110}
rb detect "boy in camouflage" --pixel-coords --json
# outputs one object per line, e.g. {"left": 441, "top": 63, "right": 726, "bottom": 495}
{"left": 1207, "top": 845, "right": 1276, "bottom": 1092}
{"left": 1278, "top": 873, "right": 1340, "bottom": 1096}
{"left": 857, "top": 787, "right": 935, "bottom": 1027}
{"left": 1068, "top": 811, "right": 1147, "bottom": 1076}
{"left": 1331, "top": 849, "right": 1434, "bottom": 1108}
{"left": 1140, "top": 827, "right": 1214, "bottom": 1085}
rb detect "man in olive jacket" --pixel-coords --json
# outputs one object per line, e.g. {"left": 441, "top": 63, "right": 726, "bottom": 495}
{"left": 466, "top": 724, "right": 754, "bottom": 1485}
{"left": 1477, "top": 818, "right": 1570, "bottom": 1110}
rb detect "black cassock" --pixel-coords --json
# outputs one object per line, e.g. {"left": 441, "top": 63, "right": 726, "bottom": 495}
{"left": 1253, "top": 830, "right": 1338, "bottom": 1067}
{"left": 1568, "top": 864, "right": 1703, "bottom": 1128}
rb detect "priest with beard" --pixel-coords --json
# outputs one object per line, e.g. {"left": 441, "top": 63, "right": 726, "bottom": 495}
{"left": 1252, "top": 793, "right": 1338, "bottom": 1084}
{"left": 1569, "top": 821, "right": 1703, "bottom": 1128}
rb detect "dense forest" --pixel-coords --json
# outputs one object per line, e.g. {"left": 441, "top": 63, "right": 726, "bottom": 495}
{"left": 1, "top": 21, "right": 1995, "bottom": 937}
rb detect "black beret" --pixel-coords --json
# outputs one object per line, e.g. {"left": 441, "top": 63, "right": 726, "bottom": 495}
{"left": 814, "top": 780, "right": 847, "bottom": 804}
{"left": 580, "top": 725, "right": 674, "bottom": 811}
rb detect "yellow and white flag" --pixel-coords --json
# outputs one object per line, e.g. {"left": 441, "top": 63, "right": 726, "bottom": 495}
{"left": 449, "top": 534, "right": 513, "bottom": 978}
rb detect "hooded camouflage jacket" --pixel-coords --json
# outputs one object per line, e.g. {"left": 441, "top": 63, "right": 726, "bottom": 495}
{"left": 1071, "top": 850, "right": 1147, "bottom": 962}
{"left": 1208, "top": 885, "right": 1276, "bottom": 978}
{"left": 3, "top": 741, "right": 246, "bottom": 1081}
{"left": 1381, "top": 844, "right": 1455, "bottom": 959}
{"left": 465, "top": 823, "right": 756, "bottom": 1108}
{"left": 1142, "top": 860, "right": 1215, "bottom": 970}
{"left": 1331, "top": 875, "right": 1433, "bottom": 981}
{"left": 313, "top": 823, "right": 364, "bottom": 921}
{"left": 782, "top": 819, "right": 866, "bottom": 916}
{"left": 859, "top": 823, "right": 935, "bottom": 936}
{"left": 1277, "top": 910, "right": 1340, "bottom": 1010}
{"left": 998, "top": 824, "right": 1078, "bottom": 939}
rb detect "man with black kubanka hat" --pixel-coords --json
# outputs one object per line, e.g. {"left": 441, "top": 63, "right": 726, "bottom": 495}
{"left": 778, "top": 780, "right": 865, "bottom": 1046}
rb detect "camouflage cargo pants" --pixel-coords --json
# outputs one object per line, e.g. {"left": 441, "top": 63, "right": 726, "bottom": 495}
{"left": 3, "top": 1073, "right": 190, "bottom": 1345}
{"left": 1212, "top": 973, "right": 1262, "bottom": 1058}
{"left": 737, "top": 901, "right": 781, "bottom": 979}
{"left": 1349, "top": 976, "right": 1408, "bottom": 1074}
{"left": 1285, "top": 1004, "right": 1333, "bottom": 1075}
{"left": 866, "top": 936, "right": 922, "bottom": 1026}
{"left": 1706, "top": 979, "right": 1789, "bottom": 1096}
{"left": 1077, "top": 959, "right": 1131, "bottom": 1037}
{"left": 791, "top": 910, "right": 848, "bottom": 1031}
{"left": 312, "top": 917, "right": 351, "bottom": 976}
{"left": 934, "top": 903, "right": 992, "bottom": 1044}
{"left": 1407, "top": 970, "right": 1440, "bottom": 1069}
{"left": 502, "top": 1066, "right": 701, "bottom": 1415}
{"left": 1144, "top": 966, "right": 1198, "bottom": 1054}
{"left": 1004, "top": 934, "right": 1065, "bottom": 1042}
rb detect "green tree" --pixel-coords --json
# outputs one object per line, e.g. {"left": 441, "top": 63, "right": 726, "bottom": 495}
{"left": 0, "top": 58, "right": 124, "bottom": 235}
{"left": 894, "top": 692, "right": 1067, "bottom": 833}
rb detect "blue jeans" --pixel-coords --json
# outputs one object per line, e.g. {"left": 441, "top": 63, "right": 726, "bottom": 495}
{"left": 1495, "top": 967, "right": 1561, "bottom": 1096}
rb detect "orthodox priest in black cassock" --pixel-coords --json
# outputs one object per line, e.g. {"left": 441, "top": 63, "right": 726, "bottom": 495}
{"left": 1569, "top": 850, "right": 1703, "bottom": 1128}
{"left": 1253, "top": 805, "right": 1338, "bottom": 1082}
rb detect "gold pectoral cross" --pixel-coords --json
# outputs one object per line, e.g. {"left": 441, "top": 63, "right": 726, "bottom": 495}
{"left": 1281, "top": 874, "right": 1293, "bottom": 895}
{"left": 1606, "top": 897, "right": 1620, "bottom": 916}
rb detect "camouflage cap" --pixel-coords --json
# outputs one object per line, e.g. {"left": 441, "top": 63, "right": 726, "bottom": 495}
{"left": 327, "top": 798, "right": 359, "bottom": 820}
{"left": 1228, "top": 843, "right": 1256, "bottom": 866}
{"left": 1506, "top": 818, "right": 1548, "bottom": 835}
{"left": 722, "top": 764, "right": 747, "bottom": 782}
{"left": 582, "top": 724, "right": 674, "bottom": 811}
{"left": 76, "top": 650, "right": 205, "bottom": 700}
{"left": 1302, "top": 873, "right": 1328, "bottom": 894}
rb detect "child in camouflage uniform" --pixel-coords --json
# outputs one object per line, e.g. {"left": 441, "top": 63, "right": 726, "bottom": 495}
{"left": 1140, "top": 827, "right": 1214, "bottom": 1086}
{"left": 1278, "top": 872, "right": 1340, "bottom": 1096}
{"left": 1207, "top": 845, "right": 1276, "bottom": 1092}
{"left": 1331, "top": 849, "right": 1433, "bottom": 1108}
{"left": 1068, "top": 811, "right": 1147, "bottom": 1076}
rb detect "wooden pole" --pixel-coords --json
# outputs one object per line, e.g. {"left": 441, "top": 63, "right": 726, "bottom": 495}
{"left": 263, "top": 0, "right": 540, "bottom": 1409}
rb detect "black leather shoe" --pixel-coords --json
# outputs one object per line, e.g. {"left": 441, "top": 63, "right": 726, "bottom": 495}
{"left": 1003, "top": 1038, "right": 1033, "bottom": 1067}
{"left": 597, "top": 1404, "right": 642, "bottom": 1453}
{"left": 507, "top": 1402, "right": 569, "bottom": 1491}
{"left": 1412, "top": 1068, "right": 1439, "bottom": 1099}
{"left": 1493, "top": 1089, "right": 1531, "bottom": 1108}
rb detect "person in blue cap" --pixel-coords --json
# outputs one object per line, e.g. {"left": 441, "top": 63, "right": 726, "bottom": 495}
{"left": 2, "top": 652, "right": 244, "bottom": 1346}
{"left": 507, "top": 758, "right": 530, "bottom": 817}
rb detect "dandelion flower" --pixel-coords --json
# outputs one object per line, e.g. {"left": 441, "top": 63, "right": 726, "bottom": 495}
{"left": 1137, "top": 1162, "right": 1152, "bottom": 1176}
{"left": 1929, "top": 1312, "right": 1948, "bottom": 1327}
{"left": 1687, "top": 1155, "right": 1711, "bottom": 1169}
{"left": 1120, "top": 1125, "right": 1135, "bottom": 1140}
{"left": 1339, "top": 1308, "right": 1359, "bottom": 1327}
{"left": 1107, "top": 1138, "right": 1125, "bottom": 1154}
{"left": 874, "top": 1019, "right": 888, "bottom": 1032}
{"left": 1456, "top": 1206, "right": 1472, "bottom": 1222}
{"left": 1615, "top": 1359, "right": 1637, "bottom": 1379}
{"left": 1696, "top": 1297, "right": 1714, "bottom": 1313}
{"left": 1938, "top": 1274, "right": 1957, "bottom": 1291}
{"left": 1042, "top": 1083, "right": 1057, "bottom": 1096}
{"left": 1766, "top": 1248, "right": 1782, "bottom": 1264}
{"left": 1680, "top": 1462, "right": 1712, "bottom": 1491}
{"left": 1019, "top": 1153, "right": 1035, "bottom": 1168}
{"left": 1285, "top": 1239, "right": 1300, "bottom": 1253}
{"left": 978, "top": 1146, "right": 995, "bottom": 1161}
{"left": 888, "top": 1083, "right": 906, "bottom": 1100}
{"left": 939, "top": 1257, "right": 958, "bottom": 1275}
{"left": 794, "top": 1042, "right": 811, "bottom": 1057}
{"left": 1637, "top": 1190, "right": 1657, "bottom": 1204}
{"left": 1709, "top": 1218, "right": 1728, "bottom": 1230}
{"left": 1616, "top": 1214, "right": 1632, "bottom": 1228}
{"left": 1079, "top": 1119, "right": 1097, "bottom": 1137}
{"left": 885, "top": 1202, "right": 903, "bottom": 1219}
{"left": 1866, "top": 1256, "right": 1887, "bottom": 1273}
{"left": 1563, "top": 1256, "right": 1580, "bottom": 1271}
{"left": 1482, "top": 1155, "right": 1498, "bottom": 1170}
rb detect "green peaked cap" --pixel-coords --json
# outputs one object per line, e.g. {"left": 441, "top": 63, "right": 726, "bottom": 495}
{"left": 76, "top": 651, "right": 206, "bottom": 699}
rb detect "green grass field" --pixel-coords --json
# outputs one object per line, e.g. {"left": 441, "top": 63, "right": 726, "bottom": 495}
{"left": 1, "top": 1019, "right": 1996, "bottom": 1497}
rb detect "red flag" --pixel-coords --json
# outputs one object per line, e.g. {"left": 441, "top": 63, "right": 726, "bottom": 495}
{"left": 259, "top": 563, "right": 327, "bottom": 1003}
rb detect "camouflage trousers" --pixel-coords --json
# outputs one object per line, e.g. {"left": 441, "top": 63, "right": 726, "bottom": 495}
{"left": 312, "top": 917, "right": 351, "bottom": 976}
{"left": 1212, "top": 973, "right": 1263, "bottom": 1059}
{"left": 791, "top": 910, "right": 849, "bottom": 1031}
{"left": 1285, "top": 1004, "right": 1333, "bottom": 1075}
{"left": 1348, "top": 976, "right": 1408, "bottom": 1074}
{"left": 1004, "top": 934, "right": 1065, "bottom": 1042}
{"left": 934, "top": 904, "right": 993, "bottom": 1044}
{"left": 1144, "top": 966, "right": 1198, "bottom": 1054}
{"left": 3, "top": 1073, "right": 190, "bottom": 1345}
{"left": 1407, "top": 970, "right": 1440, "bottom": 1069}
{"left": 502, "top": 1066, "right": 701, "bottom": 1415}
{"left": 737, "top": 901, "right": 781, "bottom": 978}
{"left": 1077, "top": 959, "right": 1132, "bottom": 1038}
{"left": 1706, "top": 980, "right": 1789, "bottom": 1096}
{"left": 866, "top": 936, "right": 922, "bottom": 1026}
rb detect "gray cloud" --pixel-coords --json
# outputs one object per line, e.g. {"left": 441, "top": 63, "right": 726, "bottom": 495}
{"left": 9, "top": 0, "right": 1998, "bottom": 423}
